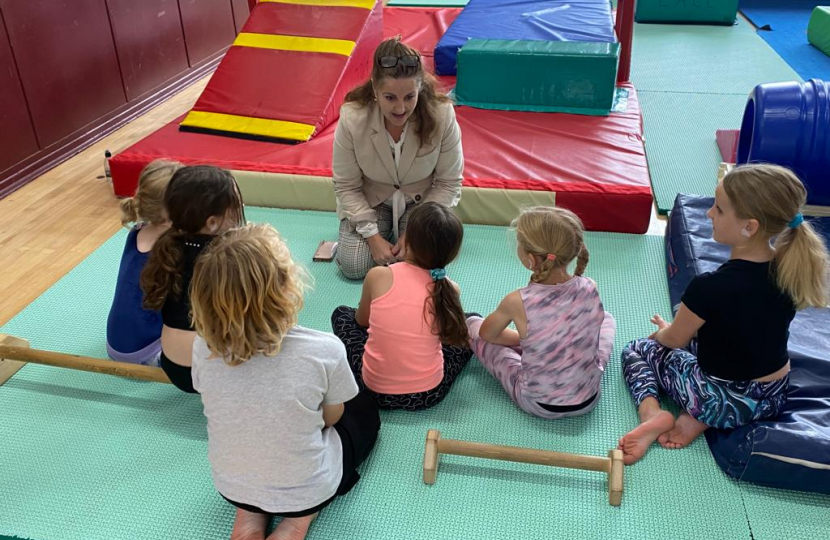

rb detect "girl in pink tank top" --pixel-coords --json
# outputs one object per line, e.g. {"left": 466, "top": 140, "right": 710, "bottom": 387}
{"left": 332, "top": 202, "right": 473, "bottom": 411}
{"left": 467, "top": 207, "right": 616, "bottom": 419}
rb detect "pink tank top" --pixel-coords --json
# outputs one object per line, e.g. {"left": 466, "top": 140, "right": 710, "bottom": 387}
{"left": 363, "top": 262, "right": 443, "bottom": 394}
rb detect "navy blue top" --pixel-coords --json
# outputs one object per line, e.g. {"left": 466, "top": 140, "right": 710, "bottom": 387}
{"left": 106, "top": 227, "right": 162, "bottom": 354}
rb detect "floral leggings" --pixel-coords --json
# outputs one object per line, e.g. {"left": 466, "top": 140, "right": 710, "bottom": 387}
{"left": 622, "top": 338, "right": 788, "bottom": 429}
{"left": 331, "top": 306, "right": 472, "bottom": 411}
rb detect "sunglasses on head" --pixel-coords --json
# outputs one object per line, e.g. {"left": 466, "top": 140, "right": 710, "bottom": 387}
{"left": 379, "top": 55, "right": 420, "bottom": 69}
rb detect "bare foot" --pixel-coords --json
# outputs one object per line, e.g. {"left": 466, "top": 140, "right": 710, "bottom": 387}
{"left": 618, "top": 409, "right": 675, "bottom": 465}
{"left": 230, "top": 508, "right": 268, "bottom": 540}
{"left": 267, "top": 513, "right": 318, "bottom": 540}
{"left": 663, "top": 413, "right": 708, "bottom": 450}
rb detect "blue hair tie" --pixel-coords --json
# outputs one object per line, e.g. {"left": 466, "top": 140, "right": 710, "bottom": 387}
{"left": 430, "top": 268, "right": 447, "bottom": 281}
{"left": 788, "top": 212, "right": 804, "bottom": 229}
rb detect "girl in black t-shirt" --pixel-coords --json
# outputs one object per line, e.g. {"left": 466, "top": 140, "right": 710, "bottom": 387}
{"left": 618, "top": 164, "right": 829, "bottom": 465}
{"left": 140, "top": 165, "right": 246, "bottom": 392}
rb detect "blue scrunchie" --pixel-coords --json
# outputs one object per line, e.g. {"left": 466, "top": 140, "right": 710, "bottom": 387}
{"left": 430, "top": 268, "right": 447, "bottom": 281}
{"left": 788, "top": 212, "right": 804, "bottom": 229}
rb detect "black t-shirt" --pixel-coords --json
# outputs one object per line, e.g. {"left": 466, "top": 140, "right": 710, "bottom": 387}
{"left": 161, "top": 234, "right": 214, "bottom": 331}
{"left": 681, "top": 259, "right": 795, "bottom": 381}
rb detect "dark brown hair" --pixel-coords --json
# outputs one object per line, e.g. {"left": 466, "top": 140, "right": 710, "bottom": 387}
{"left": 141, "top": 165, "right": 246, "bottom": 310}
{"left": 344, "top": 36, "right": 451, "bottom": 147}
{"left": 405, "top": 202, "right": 469, "bottom": 347}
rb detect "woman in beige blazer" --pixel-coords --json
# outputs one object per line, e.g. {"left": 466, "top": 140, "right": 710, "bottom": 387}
{"left": 332, "top": 37, "right": 464, "bottom": 279}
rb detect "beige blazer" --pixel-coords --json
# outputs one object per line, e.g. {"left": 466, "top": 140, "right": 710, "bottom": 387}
{"left": 332, "top": 100, "right": 464, "bottom": 224}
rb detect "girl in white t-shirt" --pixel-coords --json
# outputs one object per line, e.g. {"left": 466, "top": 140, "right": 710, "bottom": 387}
{"left": 190, "top": 223, "right": 380, "bottom": 540}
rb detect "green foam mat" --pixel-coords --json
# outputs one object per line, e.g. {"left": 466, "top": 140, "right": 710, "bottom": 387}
{"left": 740, "top": 484, "right": 830, "bottom": 540}
{"left": 639, "top": 91, "right": 748, "bottom": 214}
{"left": 631, "top": 18, "right": 801, "bottom": 94}
{"left": 0, "top": 207, "right": 753, "bottom": 540}
{"left": 635, "top": 0, "right": 738, "bottom": 25}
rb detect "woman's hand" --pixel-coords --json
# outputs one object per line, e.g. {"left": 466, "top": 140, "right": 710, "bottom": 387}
{"left": 391, "top": 232, "right": 407, "bottom": 261}
{"left": 648, "top": 314, "right": 670, "bottom": 339}
{"left": 367, "top": 234, "right": 396, "bottom": 265}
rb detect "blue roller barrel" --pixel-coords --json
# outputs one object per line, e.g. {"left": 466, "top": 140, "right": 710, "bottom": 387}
{"left": 737, "top": 79, "right": 830, "bottom": 206}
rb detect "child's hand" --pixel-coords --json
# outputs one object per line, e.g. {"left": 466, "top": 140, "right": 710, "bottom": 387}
{"left": 648, "top": 314, "right": 669, "bottom": 339}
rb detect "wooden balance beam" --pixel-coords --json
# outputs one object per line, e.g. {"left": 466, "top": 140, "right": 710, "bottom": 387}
{"left": 423, "top": 429, "right": 625, "bottom": 506}
{"left": 0, "top": 333, "right": 171, "bottom": 385}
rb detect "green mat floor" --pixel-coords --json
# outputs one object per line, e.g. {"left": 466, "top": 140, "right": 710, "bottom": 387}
{"left": 2, "top": 207, "right": 828, "bottom": 540}
{"left": 631, "top": 17, "right": 801, "bottom": 214}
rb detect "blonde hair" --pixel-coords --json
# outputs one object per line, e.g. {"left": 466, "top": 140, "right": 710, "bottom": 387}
{"left": 723, "top": 164, "right": 829, "bottom": 309}
{"left": 513, "top": 206, "right": 589, "bottom": 283}
{"left": 119, "top": 160, "right": 181, "bottom": 227}
{"left": 190, "top": 224, "right": 307, "bottom": 366}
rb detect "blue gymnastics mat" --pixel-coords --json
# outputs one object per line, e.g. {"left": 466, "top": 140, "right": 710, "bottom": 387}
{"left": 740, "top": 0, "right": 830, "bottom": 79}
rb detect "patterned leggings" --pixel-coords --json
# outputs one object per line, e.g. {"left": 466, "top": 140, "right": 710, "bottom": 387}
{"left": 621, "top": 338, "right": 788, "bottom": 429}
{"left": 331, "top": 306, "right": 473, "bottom": 411}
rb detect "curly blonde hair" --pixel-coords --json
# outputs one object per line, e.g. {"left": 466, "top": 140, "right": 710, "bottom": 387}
{"left": 119, "top": 160, "right": 182, "bottom": 227}
{"left": 513, "top": 206, "right": 589, "bottom": 283}
{"left": 190, "top": 224, "right": 308, "bottom": 366}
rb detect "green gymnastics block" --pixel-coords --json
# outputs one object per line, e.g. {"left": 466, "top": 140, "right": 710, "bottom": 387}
{"left": 455, "top": 39, "right": 620, "bottom": 116}
{"left": 808, "top": 7, "right": 830, "bottom": 57}
{"left": 635, "top": 0, "right": 739, "bottom": 25}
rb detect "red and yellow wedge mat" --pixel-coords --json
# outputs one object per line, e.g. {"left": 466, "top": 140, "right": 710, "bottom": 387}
{"left": 115, "top": 7, "right": 652, "bottom": 233}
{"left": 180, "top": 0, "right": 382, "bottom": 143}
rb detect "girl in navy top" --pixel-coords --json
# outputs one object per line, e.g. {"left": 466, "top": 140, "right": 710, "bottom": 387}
{"left": 106, "top": 160, "right": 181, "bottom": 365}
{"left": 619, "top": 164, "right": 829, "bottom": 465}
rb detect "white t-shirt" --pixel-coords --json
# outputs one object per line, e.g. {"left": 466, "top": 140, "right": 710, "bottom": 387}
{"left": 192, "top": 326, "right": 359, "bottom": 513}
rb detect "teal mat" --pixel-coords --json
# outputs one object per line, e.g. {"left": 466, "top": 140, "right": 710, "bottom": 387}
{"left": 1, "top": 207, "right": 825, "bottom": 540}
{"left": 639, "top": 91, "right": 748, "bottom": 214}
{"left": 631, "top": 18, "right": 801, "bottom": 94}
{"left": 631, "top": 18, "right": 802, "bottom": 214}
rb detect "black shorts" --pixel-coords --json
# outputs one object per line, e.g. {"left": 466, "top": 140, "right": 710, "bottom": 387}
{"left": 222, "top": 392, "right": 380, "bottom": 518}
{"left": 159, "top": 352, "right": 198, "bottom": 394}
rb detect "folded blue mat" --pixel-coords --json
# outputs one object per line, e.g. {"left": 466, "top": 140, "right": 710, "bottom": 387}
{"left": 666, "top": 194, "right": 830, "bottom": 494}
{"left": 739, "top": 0, "right": 830, "bottom": 80}
{"left": 434, "top": 0, "right": 616, "bottom": 75}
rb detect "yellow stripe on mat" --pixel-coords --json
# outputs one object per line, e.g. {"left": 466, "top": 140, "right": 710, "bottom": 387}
{"left": 259, "top": 0, "right": 376, "bottom": 9}
{"left": 181, "top": 111, "right": 316, "bottom": 142}
{"left": 233, "top": 33, "right": 356, "bottom": 56}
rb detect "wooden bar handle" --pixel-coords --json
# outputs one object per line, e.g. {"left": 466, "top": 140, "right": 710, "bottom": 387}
{"left": 436, "top": 438, "right": 610, "bottom": 473}
{"left": 0, "top": 344, "right": 171, "bottom": 384}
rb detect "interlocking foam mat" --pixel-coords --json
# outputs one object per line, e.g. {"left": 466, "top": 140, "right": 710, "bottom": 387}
{"left": 1, "top": 207, "right": 828, "bottom": 540}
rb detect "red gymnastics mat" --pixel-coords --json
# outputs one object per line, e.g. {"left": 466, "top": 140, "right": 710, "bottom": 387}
{"left": 111, "top": 7, "right": 652, "bottom": 233}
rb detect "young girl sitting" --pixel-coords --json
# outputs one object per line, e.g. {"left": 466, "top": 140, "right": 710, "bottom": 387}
{"left": 107, "top": 160, "right": 181, "bottom": 365}
{"left": 331, "top": 202, "right": 473, "bottom": 411}
{"left": 191, "top": 224, "right": 380, "bottom": 540}
{"left": 619, "top": 164, "right": 830, "bottom": 465}
{"left": 140, "top": 165, "right": 245, "bottom": 393}
{"left": 466, "top": 206, "right": 616, "bottom": 419}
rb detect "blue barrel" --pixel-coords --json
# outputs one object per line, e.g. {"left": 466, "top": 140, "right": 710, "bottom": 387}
{"left": 737, "top": 79, "right": 830, "bottom": 206}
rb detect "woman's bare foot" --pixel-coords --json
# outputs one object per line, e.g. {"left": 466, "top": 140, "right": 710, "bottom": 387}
{"left": 618, "top": 399, "right": 675, "bottom": 465}
{"left": 267, "top": 513, "right": 319, "bottom": 540}
{"left": 663, "top": 413, "right": 708, "bottom": 449}
{"left": 230, "top": 508, "right": 268, "bottom": 540}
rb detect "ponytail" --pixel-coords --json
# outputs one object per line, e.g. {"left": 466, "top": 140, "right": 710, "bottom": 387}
{"left": 575, "top": 244, "right": 590, "bottom": 276}
{"left": 140, "top": 229, "right": 185, "bottom": 310}
{"left": 774, "top": 222, "right": 829, "bottom": 309}
{"left": 530, "top": 258, "right": 556, "bottom": 283}
{"left": 119, "top": 197, "right": 139, "bottom": 227}
{"left": 429, "top": 279, "right": 469, "bottom": 347}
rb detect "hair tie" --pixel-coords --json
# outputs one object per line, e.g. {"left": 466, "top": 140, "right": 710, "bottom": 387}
{"left": 430, "top": 268, "right": 447, "bottom": 281}
{"left": 546, "top": 254, "right": 556, "bottom": 261}
{"left": 788, "top": 212, "right": 804, "bottom": 229}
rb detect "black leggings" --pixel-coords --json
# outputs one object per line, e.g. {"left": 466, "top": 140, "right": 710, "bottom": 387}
{"left": 222, "top": 392, "right": 380, "bottom": 517}
{"left": 159, "top": 352, "right": 197, "bottom": 394}
{"left": 331, "top": 306, "right": 473, "bottom": 411}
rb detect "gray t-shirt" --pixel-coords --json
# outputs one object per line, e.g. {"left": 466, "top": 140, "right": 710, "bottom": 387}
{"left": 192, "top": 326, "right": 359, "bottom": 513}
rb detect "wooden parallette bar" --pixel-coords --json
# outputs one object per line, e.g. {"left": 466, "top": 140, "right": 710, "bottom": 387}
{"left": 0, "top": 334, "right": 171, "bottom": 385}
{"left": 423, "top": 429, "right": 625, "bottom": 506}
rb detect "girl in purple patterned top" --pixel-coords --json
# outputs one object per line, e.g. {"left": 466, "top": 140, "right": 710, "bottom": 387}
{"left": 466, "top": 207, "right": 616, "bottom": 419}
